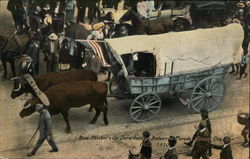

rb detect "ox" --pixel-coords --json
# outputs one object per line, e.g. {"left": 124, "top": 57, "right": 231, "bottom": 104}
{"left": 19, "top": 81, "right": 108, "bottom": 133}
{"left": 10, "top": 69, "right": 97, "bottom": 98}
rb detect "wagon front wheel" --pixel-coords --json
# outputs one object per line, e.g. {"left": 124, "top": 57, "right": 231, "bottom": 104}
{"left": 190, "top": 76, "right": 224, "bottom": 113}
{"left": 130, "top": 93, "right": 161, "bottom": 122}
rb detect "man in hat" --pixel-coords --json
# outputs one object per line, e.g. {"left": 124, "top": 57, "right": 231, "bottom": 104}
{"left": 76, "top": 0, "right": 87, "bottom": 23}
{"left": 161, "top": 136, "right": 178, "bottom": 159}
{"left": 7, "top": 0, "right": 23, "bottom": 28}
{"left": 45, "top": 33, "right": 60, "bottom": 72}
{"left": 25, "top": 38, "right": 40, "bottom": 75}
{"left": 140, "top": 131, "right": 152, "bottom": 159}
{"left": 16, "top": 1, "right": 30, "bottom": 31}
{"left": 191, "top": 120, "right": 210, "bottom": 159}
{"left": 210, "top": 136, "right": 233, "bottom": 159}
{"left": 65, "top": 0, "right": 76, "bottom": 25}
{"left": 27, "top": 104, "right": 58, "bottom": 157}
{"left": 185, "top": 109, "right": 212, "bottom": 156}
{"left": 88, "top": 22, "right": 105, "bottom": 40}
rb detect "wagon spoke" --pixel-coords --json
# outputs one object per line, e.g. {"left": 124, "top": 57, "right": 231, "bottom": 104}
{"left": 131, "top": 109, "right": 142, "bottom": 116}
{"left": 208, "top": 99, "right": 213, "bottom": 110}
{"left": 207, "top": 79, "right": 212, "bottom": 90}
{"left": 134, "top": 110, "right": 143, "bottom": 119}
{"left": 148, "top": 100, "right": 160, "bottom": 106}
{"left": 149, "top": 109, "right": 157, "bottom": 116}
{"left": 135, "top": 101, "right": 144, "bottom": 107}
{"left": 192, "top": 95, "right": 204, "bottom": 102}
{"left": 193, "top": 92, "right": 205, "bottom": 95}
{"left": 212, "top": 94, "right": 223, "bottom": 97}
{"left": 197, "top": 86, "right": 206, "bottom": 93}
{"left": 211, "top": 88, "right": 223, "bottom": 94}
{"left": 208, "top": 78, "right": 219, "bottom": 90}
{"left": 210, "top": 97, "right": 219, "bottom": 105}
{"left": 149, "top": 106, "right": 160, "bottom": 109}
{"left": 141, "top": 96, "right": 146, "bottom": 106}
{"left": 148, "top": 96, "right": 158, "bottom": 104}
{"left": 204, "top": 99, "right": 208, "bottom": 110}
{"left": 192, "top": 97, "right": 204, "bottom": 109}
{"left": 131, "top": 106, "right": 143, "bottom": 109}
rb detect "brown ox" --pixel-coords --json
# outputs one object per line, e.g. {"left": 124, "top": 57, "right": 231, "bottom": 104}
{"left": 11, "top": 69, "right": 97, "bottom": 98}
{"left": 19, "top": 81, "right": 108, "bottom": 133}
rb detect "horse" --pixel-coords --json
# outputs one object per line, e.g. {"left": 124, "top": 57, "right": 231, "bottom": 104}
{"left": 119, "top": 9, "right": 190, "bottom": 35}
{"left": 0, "top": 31, "right": 33, "bottom": 80}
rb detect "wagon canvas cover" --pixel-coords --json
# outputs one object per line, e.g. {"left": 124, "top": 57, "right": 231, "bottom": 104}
{"left": 106, "top": 24, "right": 244, "bottom": 76}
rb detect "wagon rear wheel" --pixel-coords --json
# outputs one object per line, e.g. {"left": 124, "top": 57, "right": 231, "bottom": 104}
{"left": 130, "top": 93, "right": 161, "bottom": 122}
{"left": 190, "top": 77, "right": 224, "bottom": 113}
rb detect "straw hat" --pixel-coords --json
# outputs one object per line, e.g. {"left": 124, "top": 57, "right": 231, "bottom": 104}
{"left": 93, "top": 22, "right": 105, "bottom": 31}
{"left": 237, "top": 2, "right": 245, "bottom": 8}
{"left": 44, "top": 16, "right": 52, "bottom": 26}
{"left": 246, "top": 1, "right": 250, "bottom": 6}
{"left": 48, "top": 33, "right": 58, "bottom": 40}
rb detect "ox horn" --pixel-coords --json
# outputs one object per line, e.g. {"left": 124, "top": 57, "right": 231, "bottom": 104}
{"left": 10, "top": 76, "right": 20, "bottom": 81}
{"left": 23, "top": 74, "right": 50, "bottom": 106}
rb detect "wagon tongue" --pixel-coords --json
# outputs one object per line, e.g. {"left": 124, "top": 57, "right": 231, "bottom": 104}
{"left": 23, "top": 74, "right": 50, "bottom": 106}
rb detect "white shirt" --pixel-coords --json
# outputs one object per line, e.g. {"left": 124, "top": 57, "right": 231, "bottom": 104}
{"left": 137, "top": 1, "right": 147, "bottom": 18}
{"left": 223, "top": 144, "right": 229, "bottom": 149}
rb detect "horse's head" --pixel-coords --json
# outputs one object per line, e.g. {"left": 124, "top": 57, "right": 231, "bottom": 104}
{"left": 10, "top": 76, "right": 34, "bottom": 99}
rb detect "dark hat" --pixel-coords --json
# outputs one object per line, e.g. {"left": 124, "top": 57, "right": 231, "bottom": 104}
{"left": 143, "top": 131, "right": 150, "bottom": 137}
{"left": 200, "top": 109, "right": 208, "bottom": 118}
{"left": 168, "top": 136, "right": 177, "bottom": 147}
{"left": 223, "top": 136, "right": 231, "bottom": 144}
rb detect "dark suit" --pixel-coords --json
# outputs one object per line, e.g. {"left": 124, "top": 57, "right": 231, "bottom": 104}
{"left": 212, "top": 144, "right": 233, "bottom": 159}
{"left": 7, "top": 0, "right": 23, "bottom": 28}
{"left": 163, "top": 147, "right": 178, "bottom": 159}
{"left": 76, "top": 0, "right": 87, "bottom": 23}
{"left": 140, "top": 138, "right": 152, "bottom": 159}
{"left": 192, "top": 128, "right": 210, "bottom": 159}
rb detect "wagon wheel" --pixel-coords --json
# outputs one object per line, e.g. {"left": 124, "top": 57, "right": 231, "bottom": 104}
{"left": 109, "top": 75, "right": 118, "bottom": 94}
{"left": 130, "top": 93, "right": 161, "bottom": 122}
{"left": 190, "top": 76, "right": 224, "bottom": 113}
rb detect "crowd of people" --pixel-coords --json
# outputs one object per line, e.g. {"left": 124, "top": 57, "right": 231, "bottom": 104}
{"left": 134, "top": 110, "right": 249, "bottom": 159}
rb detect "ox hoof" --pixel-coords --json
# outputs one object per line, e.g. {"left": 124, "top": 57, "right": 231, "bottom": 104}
{"left": 104, "top": 121, "right": 109, "bottom": 126}
{"left": 65, "top": 129, "right": 71, "bottom": 134}
{"left": 89, "top": 120, "right": 96, "bottom": 124}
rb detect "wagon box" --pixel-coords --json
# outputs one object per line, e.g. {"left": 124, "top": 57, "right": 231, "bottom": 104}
{"left": 105, "top": 24, "right": 244, "bottom": 122}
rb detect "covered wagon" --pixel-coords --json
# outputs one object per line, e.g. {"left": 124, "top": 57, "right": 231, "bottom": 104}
{"left": 105, "top": 23, "right": 244, "bottom": 122}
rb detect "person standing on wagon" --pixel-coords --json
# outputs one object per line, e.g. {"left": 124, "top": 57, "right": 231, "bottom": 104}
{"left": 27, "top": 104, "right": 58, "bottom": 157}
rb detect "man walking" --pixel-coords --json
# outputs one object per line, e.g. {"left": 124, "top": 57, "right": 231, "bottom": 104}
{"left": 185, "top": 109, "right": 212, "bottom": 156}
{"left": 27, "top": 104, "right": 58, "bottom": 157}
{"left": 191, "top": 120, "right": 210, "bottom": 159}
{"left": 162, "top": 136, "right": 178, "bottom": 159}
{"left": 210, "top": 136, "right": 233, "bottom": 159}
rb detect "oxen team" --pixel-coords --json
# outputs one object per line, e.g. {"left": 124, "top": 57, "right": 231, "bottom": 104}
{"left": 11, "top": 69, "right": 109, "bottom": 134}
